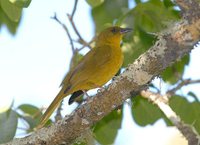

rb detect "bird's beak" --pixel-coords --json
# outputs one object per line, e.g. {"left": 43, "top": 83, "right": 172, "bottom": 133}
{"left": 120, "top": 28, "right": 132, "bottom": 34}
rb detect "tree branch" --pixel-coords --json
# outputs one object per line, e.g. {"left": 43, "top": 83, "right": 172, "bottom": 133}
{"left": 70, "top": 0, "right": 78, "bottom": 20}
{"left": 67, "top": 0, "right": 92, "bottom": 49}
{"left": 140, "top": 90, "right": 200, "bottom": 145}
{"left": 55, "top": 100, "right": 63, "bottom": 122}
{"left": 167, "top": 79, "right": 200, "bottom": 96}
{"left": 5, "top": 0, "right": 200, "bottom": 144}
{"left": 77, "top": 38, "right": 95, "bottom": 51}
{"left": 67, "top": 14, "right": 92, "bottom": 49}
{"left": 51, "top": 13, "right": 76, "bottom": 53}
{"left": 52, "top": 1, "right": 92, "bottom": 53}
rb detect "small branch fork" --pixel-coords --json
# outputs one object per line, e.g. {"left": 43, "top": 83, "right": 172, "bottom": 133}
{"left": 50, "top": 0, "right": 93, "bottom": 120}
{"left": 51, "top": 13, "right": 75, "bottom": 53}
{"left": 51, "top": 0, "right": 92, "bottom": 55}
{"left": 67, "top": 0, "right": 92, "bottom": 49}
{"left": 66, "top": 2, "right": 92, "bottom": 49}
{"left": 167, "top": 79, "right": 200, "bottom": 96}
{"left": 55, "top": 100, "right": 63, "bottom": 122}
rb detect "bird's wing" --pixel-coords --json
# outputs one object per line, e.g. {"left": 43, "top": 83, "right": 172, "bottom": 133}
{"left": 68, "top": 45, "right": 113, "bottom": 84}
{"left": 90, "top": 45, "right": 113, "bottom": 67}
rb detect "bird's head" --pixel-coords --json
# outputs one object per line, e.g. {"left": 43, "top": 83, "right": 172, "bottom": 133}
{"left": 96, "top": 26, "right": 132, "bottom": 46}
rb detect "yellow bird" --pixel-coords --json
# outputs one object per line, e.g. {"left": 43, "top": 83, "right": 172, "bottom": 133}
{"left": 38, "top": 26, "right": 132, "bottom": 128}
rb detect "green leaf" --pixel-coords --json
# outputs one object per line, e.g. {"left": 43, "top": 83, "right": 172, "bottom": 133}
{"left": 20, "top": 115, "right": 38, "bottom": 131}
{"left": 163, "top": 0, "right": 175, "bottom": 8}
{"left": 0, "top": 6, "right": 19, "bottom": 34}
{"left": 131, "top": 96, "right": 164, "bottom": 126}
{"left": 116, "top": 0, "right": 179, "bottom": 67}
{"left": 162, "top": 55, "right": 189, "bottom": 84}
{"left": 0, "top": 0, "right": 22, "bottom": 22}
{"left": 0, "top": 0, "right": 31, "bottom": 34}
{"left": 0, "top": 109, "right": 18, "bottom": 144}
{"left": 86, "top": 0, "right": 104, "bottom": 8}
{"left": 91, "top": 0, "right": 128, "bottom": 32}
{"left": 18, "top": 104, "right": 41, "bottom": 115}
{"left": 91, "top": 0, "right": 180, "bottom": 67}
{"left": 122, "top": 1, "right": 180, "bottom": 33}
{"left": 169, "top": 96, "right": 200, "bottom": 134}
{"left": 122, "top": 28, "right": 156, "bottom": 67}
{"left": 17, "top": 104, "right": 42, "bottom": 130}
{"left": 93, "top": 110, "right": 122, "bottom": 145}
{"left": 135, "top": 0, "right": 141, "bottom": 4}
{"left": 9, "top": 0, "right": 32, "bottom": 8}
{"left": 188, "top": 92, "right": 199, "bottom": 102}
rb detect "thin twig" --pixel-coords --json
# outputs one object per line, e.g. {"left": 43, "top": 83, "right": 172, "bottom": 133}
{"left": 67, "top": 0, "right": 92, "bottom": 49}
{"left": 67, "top": 14, "right": 91, "bottom": 49}
{"left": 167, "top": 79, "right": 200, "bottom": 96}
{"left": 67, "top": 13, "right": 83, "bottom": 41}
{"left": 71, "top": 0, "right": 78, "bottom": 20}
{"left": 55, "top": 100, "right": 63, "bottom": 122}
{"left": 51, "top": 13, "right": 76, "bottom": 53}
{"left": 51, "top": 13, "right": 76, "bottom": 120}
{"left": 77, "top": 38, "right": 95, "bottom": 51}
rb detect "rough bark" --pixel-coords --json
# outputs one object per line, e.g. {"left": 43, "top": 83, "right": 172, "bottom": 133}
{"left": 5, "top": 0, "right": 200, "bottom": 144}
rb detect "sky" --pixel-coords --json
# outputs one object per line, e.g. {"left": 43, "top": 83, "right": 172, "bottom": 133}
{"left": 0, "top": 0, "right": 93, "bottom": 110}
{"left": 0, "top": 0, "right": 199, "bottom": 144}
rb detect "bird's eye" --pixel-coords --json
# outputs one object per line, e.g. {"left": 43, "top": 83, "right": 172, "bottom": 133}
{"left": 111, "top": 28, "right": 117, "bottom": 33}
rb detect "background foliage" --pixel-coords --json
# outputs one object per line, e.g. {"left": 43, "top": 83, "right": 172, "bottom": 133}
{"left": 0, "top": 0, "right": 31, "bottom": 34}
{"left": 0, "top": 0, "right": 199, "bottom": 144}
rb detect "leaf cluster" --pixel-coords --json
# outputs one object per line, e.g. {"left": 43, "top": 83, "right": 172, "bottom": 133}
{"left": 0, "top": 0, "right": 31, "bottom": 34}
{"left": 1, "top": 0, "right": 199, "bottom": 144}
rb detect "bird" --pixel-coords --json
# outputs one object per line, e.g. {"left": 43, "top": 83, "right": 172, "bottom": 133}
{"left": 37, "top": 26, "right": 132, "bottom": 128}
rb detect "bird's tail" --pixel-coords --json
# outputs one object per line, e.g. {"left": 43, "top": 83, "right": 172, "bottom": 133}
{"left": 68, "top": 90, "right": 84, "bottom": 105}
{"left": 36, "top": 87, "right": 70, "bottom": 129}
